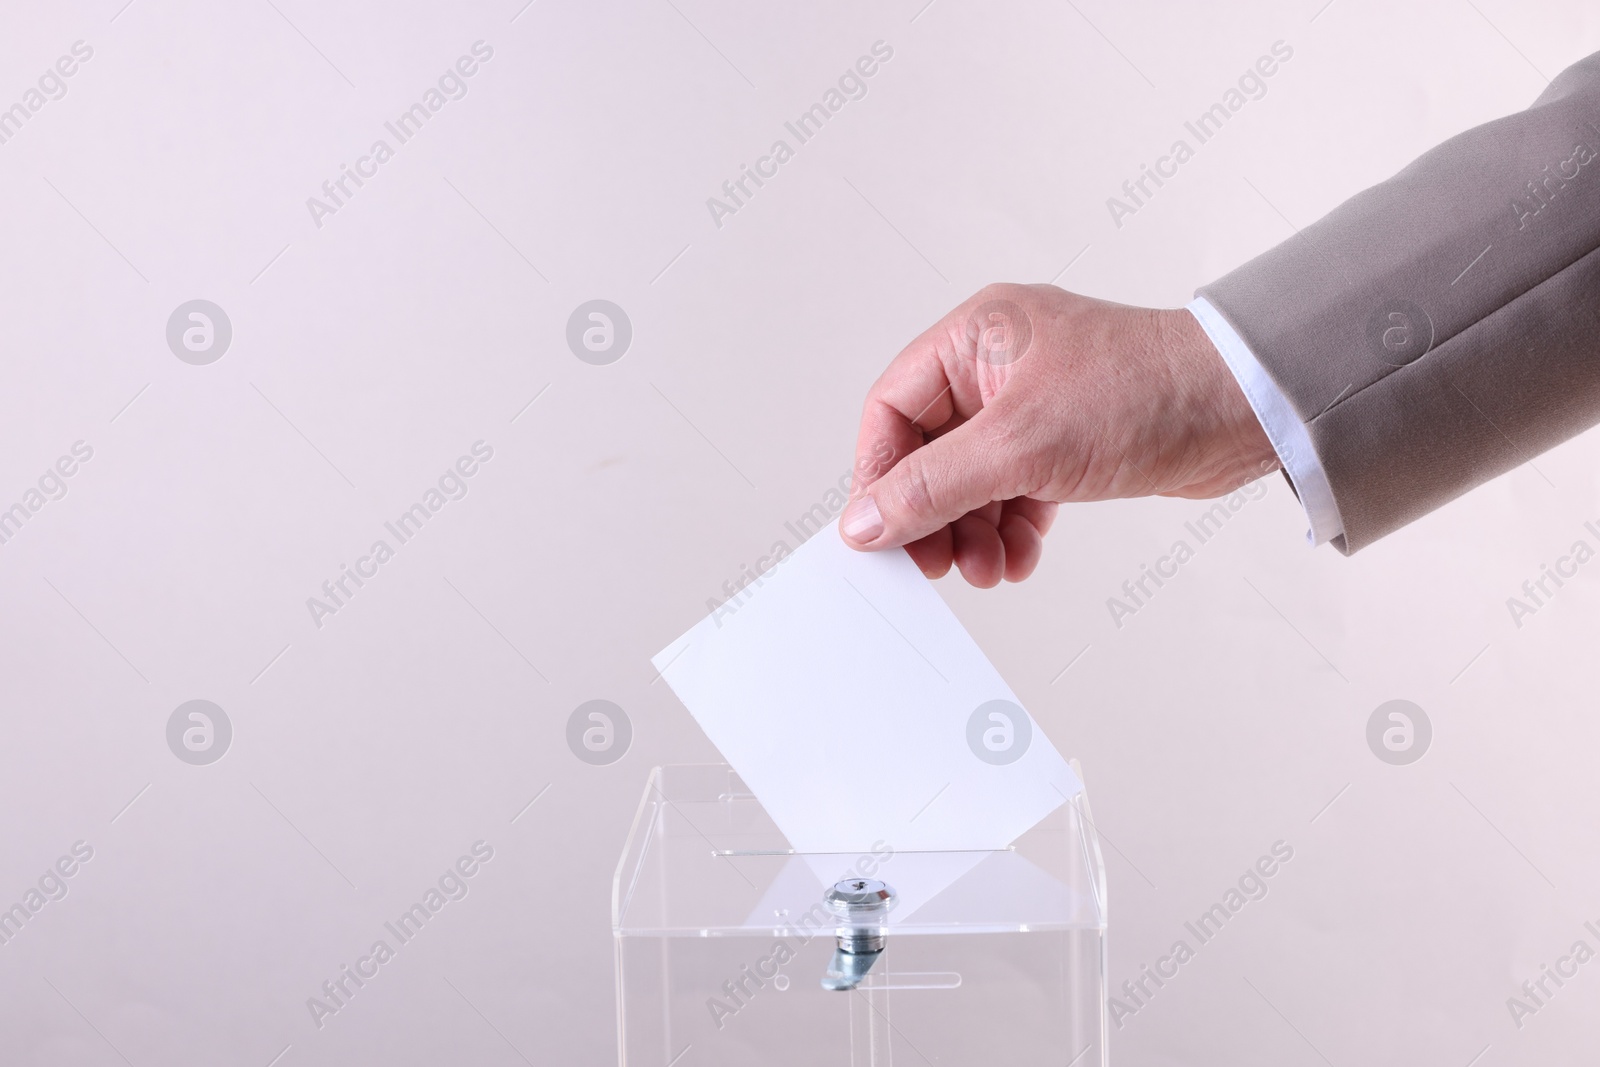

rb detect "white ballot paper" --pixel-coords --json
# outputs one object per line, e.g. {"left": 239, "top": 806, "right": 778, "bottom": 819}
{"left": 652, "top": 520, "right": 1081, "bottom": 857}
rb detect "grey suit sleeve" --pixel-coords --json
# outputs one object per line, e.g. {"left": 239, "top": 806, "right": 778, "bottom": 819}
{"left": 1197, "top": 51, "right": 1600, "bottom": 553}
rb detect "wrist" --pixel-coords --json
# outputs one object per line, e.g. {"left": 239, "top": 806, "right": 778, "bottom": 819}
{"left": 1156, "top": 306, "right": 1279, "bottom": 480}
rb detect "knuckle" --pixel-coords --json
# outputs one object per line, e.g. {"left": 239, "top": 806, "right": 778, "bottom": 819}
{"left": 887, "top": 455, "right": 941, "bottom": 524}
{"left": 980, "top": 409, "right": 1028, "bottom": 455}
{"left": 977, "top": 413, "right": 1048, "bottom": 497}
{"left": 975, "top": 281, "right": 1027, "bottom": 303}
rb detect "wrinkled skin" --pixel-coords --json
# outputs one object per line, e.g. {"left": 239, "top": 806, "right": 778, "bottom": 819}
{"left": 841, "top": 283, "right": 1278, "bottom": 587}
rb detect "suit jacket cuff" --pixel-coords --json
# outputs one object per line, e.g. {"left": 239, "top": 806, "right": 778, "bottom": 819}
{"left": 1186, "top": 297, "right": 1345, "bottom": 546}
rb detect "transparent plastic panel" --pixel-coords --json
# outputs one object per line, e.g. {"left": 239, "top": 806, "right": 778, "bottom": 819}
{"left": 614, "top": 764, "right": 1108, "bottom": 1067}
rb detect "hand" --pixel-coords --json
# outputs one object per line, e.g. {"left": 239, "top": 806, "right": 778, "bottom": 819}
{"left": 840, "top": 283, "right": 1278, "bottom": 586}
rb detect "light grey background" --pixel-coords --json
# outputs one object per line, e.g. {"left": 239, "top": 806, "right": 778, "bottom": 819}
{"left": 1, "top": 0, "right": 1597, "bottom": 1063}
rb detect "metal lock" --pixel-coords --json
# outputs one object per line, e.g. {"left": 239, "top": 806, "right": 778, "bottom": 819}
{"left": 820, "top": 878, "right": 896, "bottom": 991}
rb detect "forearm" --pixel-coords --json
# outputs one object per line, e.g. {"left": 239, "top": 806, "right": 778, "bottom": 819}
{"left": 1198, "top": 50, "right": 1600, "bottom": 552}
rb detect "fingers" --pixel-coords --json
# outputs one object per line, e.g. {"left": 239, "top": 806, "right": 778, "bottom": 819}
{"left": 841, "top": 416, "right": 1019, "bottom": 550}
{"left": 951, "top": 514, "right": 1005, "bottom": 588}
{"left": 902, "top": 498, "right": 1056, "bottom": 584}
{"left": 1007, "top": 496, "right": 1058, "bottom": 540}
{"left": 996, "top": 510, "right": 1044, "bottom": 582}
{"left": 850, "top": 343, "right": 955, "bottom": 504}
{"left": 904, "top": 527, "right": 954, "bottom": 579}
{"left": 843, "top": 286, "right": 1055, "bottom": 582}
{"left": 849, "top": 300, "right": 994, "bottom": 511}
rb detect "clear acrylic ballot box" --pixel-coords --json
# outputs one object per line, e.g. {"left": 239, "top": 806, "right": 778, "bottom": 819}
{"left": 613, "top": 764, "right": 1109, "bottom": 1066}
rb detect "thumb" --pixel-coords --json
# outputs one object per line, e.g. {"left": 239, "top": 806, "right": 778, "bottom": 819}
{"left": 840, "top": 418, "right": 1018, "bottom": 549}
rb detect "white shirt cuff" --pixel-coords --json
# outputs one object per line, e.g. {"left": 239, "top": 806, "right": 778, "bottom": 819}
{"left": 1185, "top": 296, "right": 1345, "bottom": 547}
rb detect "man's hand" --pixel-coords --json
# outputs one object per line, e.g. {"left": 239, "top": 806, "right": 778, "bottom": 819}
{"left": 840, "top": 283, "right": 1278, "bottom": 586}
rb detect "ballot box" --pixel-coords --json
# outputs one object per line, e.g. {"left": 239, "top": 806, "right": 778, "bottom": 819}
{"left": 613, "top": 763, "right": 1108, "bottom": 1066}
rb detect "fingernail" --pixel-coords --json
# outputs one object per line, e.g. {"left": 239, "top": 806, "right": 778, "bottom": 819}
{"left": 841, "top": 495, "right": 883, "bottom": 542}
